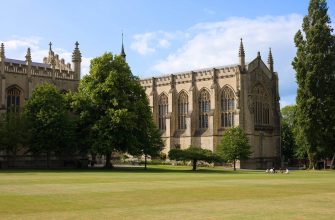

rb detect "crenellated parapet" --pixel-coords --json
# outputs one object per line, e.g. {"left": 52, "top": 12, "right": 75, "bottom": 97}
{"left": 140, "top": 65, "right": 240, "bottom": 89}
{"left": 0, "top": 42, "right": 81, "bottom": 81}
{"left": 3, "top": 59, "right": 77, "bottom": 80}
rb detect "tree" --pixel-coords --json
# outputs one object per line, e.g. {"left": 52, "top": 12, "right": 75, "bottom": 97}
{"left": 24, "top": 83, "right": 75, "bottom": 168}
{"left": 169, "top": 146, "right": 220, "bottom": 171}
{"left": 281, "top": 105, "right": 299, "bottom": 163}
{"left": 0, "top": 112, "right": 31, "bottom": 162}
{"left": 73, "top": 53, "right": 160, "bottom": 168}
{"left": 292, "top": 0, "right": 335, "bottom": 169}
{"left": 217, "top": 127, "right": 252, "bottom": 171}
{"left": 137, "top": 120, "right": 164, "bottom": 170}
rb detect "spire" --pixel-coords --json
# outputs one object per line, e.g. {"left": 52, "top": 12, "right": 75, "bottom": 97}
{"left": 120, "top": 32, "right": 126, "bottom": 61}
{"left": 268, "top": 48, "right": 274, "bottom": 73}
{"left": 238, "top": 38, "right": 245, "bottom": 68}
{"left": 0, "top": 43, "right": 4, "bottom": 60}
{"left": 238, "top": 38, "right": 245, "bottom": 57}
{"left": 25, "top": 48, "right": 32, "bottom": 64}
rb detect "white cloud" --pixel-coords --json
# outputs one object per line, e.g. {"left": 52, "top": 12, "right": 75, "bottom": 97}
{"left": 1, "top": 36, "right": 91, "bottom": 77}
{"left": 130, "top": 31, "right": 183, "bottom": 55}
{"left": 3, "top": 36, "right": 41, "bottom": 50}
{"left": 153, "top": 14, "right": 302, "bottom": 73}
{"left": 130, "top": 32, "right": 156, "bottom": 55}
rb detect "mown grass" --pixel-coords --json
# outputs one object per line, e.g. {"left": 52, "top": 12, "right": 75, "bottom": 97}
{"left": 0, "top": 166, "right": 334, "bottom": 220}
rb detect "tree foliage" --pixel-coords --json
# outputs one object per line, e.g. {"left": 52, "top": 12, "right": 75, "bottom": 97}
{"left": 217, "top": 127, "right": 252, "bottom": 170}
{"left": 24, "top": 83, "right": 75, "bottom": 167}
{"left": 281, "top": 105, "right": 301, "bottom": 162}
{"left": 292, "top": 0, "right": 335, "bottom": 169}
{"left": 0, "top": 112, "right": 31, "bottom": 160}
{"left": 71, "top": 53, "right": 162, "bottom": 168}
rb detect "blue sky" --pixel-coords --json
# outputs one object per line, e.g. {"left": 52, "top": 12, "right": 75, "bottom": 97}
{"left": 0, "top": 0, "right": 334, "bottom": 107}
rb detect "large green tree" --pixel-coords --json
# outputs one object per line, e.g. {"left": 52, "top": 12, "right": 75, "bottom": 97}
{"left": 73, "top": 53, "right": 161, "bottom": 168}
{"left": 292, "top": 0, "right": 335, "bottom": 169}
{"left": 217, "top": 127, "right": 252, "bottom": 171}
{"left": 24, "top": 83, "right": 75, "bottom": 168}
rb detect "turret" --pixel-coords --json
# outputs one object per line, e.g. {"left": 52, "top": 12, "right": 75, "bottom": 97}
{"left": 238, "top": 38, "right": 245, "bottom": 68}
{"left": 72, "top": 41, "right": 82, "bottom": 80}
{"left": 267, "top": 48, "right": 274, "bottom": 73}
{"left": 0, "top": 43, "right": 5, "bottom": 62}
{"left": 0, "top": 43, "right": 5, "bottom": 75}
{"left": 0, "top": 43, "right": 5, "bottom": 108}
{"left": 120, "top": 33, "right": 126, "bottom": 61}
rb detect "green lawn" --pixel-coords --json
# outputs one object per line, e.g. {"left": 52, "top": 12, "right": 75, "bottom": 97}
{"left": 0, "top": 166, "right": 334, "bottom": 220}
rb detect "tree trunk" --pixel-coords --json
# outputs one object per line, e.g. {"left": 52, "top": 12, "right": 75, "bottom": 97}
{"left": 233, "top": 159, "right": 236, "bottom": 171}
{"left": 330, "top": 153, "right": 335, "bottom": 169}
{"left": 105, "top": 152, "right": 112, "bottom": 168}
{"left": 144, "top": 154, "right": 147, "bottom": 170}
{"left": 192, "top": 159, "right": 197, "bottom": 171}
{"left": 307, "top": 149, "right": 316, "bottom": 170}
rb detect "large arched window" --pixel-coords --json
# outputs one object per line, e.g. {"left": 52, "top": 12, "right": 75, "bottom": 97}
{"left": 7, "top": 87, "right": 21, "bottom": 112}
{"left": 178, "top": 91, "right": 188, "bottom": 130}
{"left": 158, "top": 94, "right": 168, "bottom": 131}
{"left": 199, "top": 89, "right": 210, "bottom": 129}
{"left": 253, "top": 85, "right": 270, "bottom": 125}
{"left": 221, "top": 86, "right": 235, "bottom": 128}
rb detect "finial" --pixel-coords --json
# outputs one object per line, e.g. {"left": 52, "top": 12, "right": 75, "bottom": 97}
{"left": 238, "top": 38, "right": 245, "bottom": 57}
{"left": 49, "top": 42, "right": 52, "bottom": 51}
{"left": 25, "top": 47, "right": 32, "bottom": 63}
{"left": 75, "top": 41, "right": 79, "bottom": 48}
{"left": 257, "top": 51, "right": 261, "bottom": 58}
{"left": 120, "top": 32, "right": 126, "bottom": 60}
{"left": 268, "top": 48, "right": 274, "bottom": 72}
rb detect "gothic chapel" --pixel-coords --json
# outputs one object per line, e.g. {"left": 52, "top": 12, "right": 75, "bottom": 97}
{"left": 0, "top": 42, "right": 81, "bottom": 113}
{"left": 140, "top": 39, "right": 281, "bottom": 169}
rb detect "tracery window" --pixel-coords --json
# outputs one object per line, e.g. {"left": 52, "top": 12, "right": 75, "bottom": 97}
{"left": 199, "top": 89, "right": 210, "bottom": 129}
{"left": 158, "top": 94, "right": 168, "bottom": 131}
{"left": 7, "top": 87, "right": 21, "bottom": 113}
{"left": 178, "top": 91, "right": 188, "bottom": 130}
{"left": 253, "top": 85, "right": 270, "bottom": 125}
{"left": 221, "top": 86, "right": 235, "bottom": 128}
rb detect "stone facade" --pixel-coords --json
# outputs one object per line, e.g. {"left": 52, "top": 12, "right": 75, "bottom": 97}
{"left": 0, "top": 42, "right": 81, "bottom": 113}
{"left": 140, "top": 40, "right": 281, "bottom": 169}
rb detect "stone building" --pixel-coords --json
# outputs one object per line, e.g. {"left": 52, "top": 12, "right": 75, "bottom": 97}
{"left": 0, "top": 42, "right": 81, "bottom": 113}
{"left": 140, "top": 39, "right": 281, "bottom": 169}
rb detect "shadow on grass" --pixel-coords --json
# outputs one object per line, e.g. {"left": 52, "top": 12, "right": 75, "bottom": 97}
{"left": 0, "top": 165, "right": 262, "bottom": 174}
